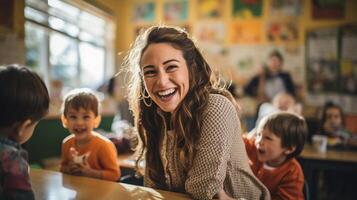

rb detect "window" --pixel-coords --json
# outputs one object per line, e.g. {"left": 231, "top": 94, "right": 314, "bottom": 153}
{"left": 25, "top": 0, "right": 115, "bottom": 91}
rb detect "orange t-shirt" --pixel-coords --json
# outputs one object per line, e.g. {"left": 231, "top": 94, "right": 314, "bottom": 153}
{"left": 243, "top": 137, "right": 304, "bottom": 200}
{"left": 61, "top": 132, "right": 120, "bottom": 181}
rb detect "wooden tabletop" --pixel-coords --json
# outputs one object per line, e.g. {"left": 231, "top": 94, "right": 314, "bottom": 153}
{"left": 30, "top": 168, "right": 190, "bottom": 200}
{"left": 300, "top": 144, "right": 357, "bottom": 163}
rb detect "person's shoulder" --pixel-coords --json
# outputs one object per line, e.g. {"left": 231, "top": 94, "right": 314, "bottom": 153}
{"left": 281, "top": 158, "right": 303, "bottom": 175}
{"left": 62, "top": 134, "right": 75, "bottom": 144}
{"left": 92, "top": 132, "right": 114, "bottom": 145}
{"left": 204, "top": 93, "right": 238, "bottom": 120}
{"left": 208, "top": 93, "right": 235, "bottom": 109}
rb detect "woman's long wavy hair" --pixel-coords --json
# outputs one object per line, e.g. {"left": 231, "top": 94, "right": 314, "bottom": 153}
{"left": 123, "top": 25, "right": 238, "bottom": 189}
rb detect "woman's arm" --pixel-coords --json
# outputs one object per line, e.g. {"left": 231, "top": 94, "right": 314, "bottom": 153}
{"left": 185, "top": 95, "right": 236, "bottom": 199}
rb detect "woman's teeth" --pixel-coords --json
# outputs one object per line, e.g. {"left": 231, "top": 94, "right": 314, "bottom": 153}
{"left": 158, "top": 89, "right": 175, "bottom": 97}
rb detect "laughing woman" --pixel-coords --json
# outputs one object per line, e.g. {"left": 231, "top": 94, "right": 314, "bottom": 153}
{"left": 124, "top": 25, "right": 270, "bottom": 200}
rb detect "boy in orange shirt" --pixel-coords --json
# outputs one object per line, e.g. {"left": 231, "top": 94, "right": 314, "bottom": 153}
{"left": 60, "top": 88, "right": 120, "bottom": 181}
{"left": 244, "top": 112, "right": 307, "bottom": 200}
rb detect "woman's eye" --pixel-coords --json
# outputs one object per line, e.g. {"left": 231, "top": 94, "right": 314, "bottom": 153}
{"left": 167, "top": 65, "right": 178, "bottom": 71}
{"left": 143, "top": 70, "right": 156, "bottom": 77}
{"left": 69, "top": 115, "right": 76, "bottom": 119}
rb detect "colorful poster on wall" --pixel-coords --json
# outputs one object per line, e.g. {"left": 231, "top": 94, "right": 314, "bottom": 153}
{"left": 133, "top": 1, "right": 156, "bottom": 22}
{"left": 266, "top": 20, "right": 299, "bottom": 43}
{"left": 230, "top": 20, "right": 263, "bottom": 44}
{"left": 197, "top": 0, "right": 225, "bottom": 19}
{"left": 270, "top": 0, "right": 301, "bottom": 17}
{"left": 312, "top": 0, "right": 345, "bottom": 19}
{"left": 164, "top": 0, "right": 188, "bottom": 22}
{"left": 232, "top": 0, "right": 262, "bottom": 18}
{"left": 193, "top": 22, "right": 226, "bottom": 44}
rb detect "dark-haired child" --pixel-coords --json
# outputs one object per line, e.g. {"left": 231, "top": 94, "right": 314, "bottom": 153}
{"left": 60, "top": 88, "right": 120, "bottom": 181}
{"left": 244, "top": 112, "right": 307, "bottom": 200}
{"left": 0, "top": 64, "right": 49, "bottom": 199}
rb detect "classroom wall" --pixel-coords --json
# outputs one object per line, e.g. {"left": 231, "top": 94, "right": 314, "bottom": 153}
{"left": 112, "top": 0, "right": 357, "bottom": 58}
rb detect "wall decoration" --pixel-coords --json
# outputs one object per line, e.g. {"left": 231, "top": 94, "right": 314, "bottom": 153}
{"left": 197, "top": 0, "right": 225, "bottom": 19}
{"left": 270, "top": 0, "right": 301, "bottom": 17}
{"left": 163, "top": 0, "right": 188, "bottom": 22}
{"left": 312, "top": 0, "right": 345, "bottom": 19}
{"left": 133, "top": 1, "right": 156, "bottom": 22}
{"left": 232, "top": 0, "right": 262, "bottom": 18}
{"left": 193, "top": 22, "right": 226, "bottom": 44}
{"left": 266, "top": 20, "right": 299, "bottom": 43}
{"left": 230, "top": 20, "right": 263, "bottom": 44}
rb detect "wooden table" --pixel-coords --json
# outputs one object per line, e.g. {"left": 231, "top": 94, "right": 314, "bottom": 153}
{"left": 30, "top": 168, "right": 190, "bottom": 200}
{"left": 298, "top": 144, "right": 357, "bottom": 200}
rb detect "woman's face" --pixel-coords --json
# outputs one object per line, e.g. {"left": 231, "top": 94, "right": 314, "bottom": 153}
{"left": 140, "top": 43, "right": 190, "bottom": 113}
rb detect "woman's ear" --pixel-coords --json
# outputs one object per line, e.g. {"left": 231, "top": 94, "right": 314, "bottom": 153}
{"left": 94, "top": 115, "right": 101, "bottom": 128}
{"left": 61, "top": 114, "right": 68, "bottom": 128}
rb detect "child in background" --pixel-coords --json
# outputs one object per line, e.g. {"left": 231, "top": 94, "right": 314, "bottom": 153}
{"left": 244, "top": 112, "right": 307, "bottom": 200}
{"left": 0, "top": 65, "right": 49, "bottom": 199}
{"left": 319, "top": 102, "right": 356, "bottom": 147}
{"left": 60, "top": 88, "right": 120, "bottom": 181}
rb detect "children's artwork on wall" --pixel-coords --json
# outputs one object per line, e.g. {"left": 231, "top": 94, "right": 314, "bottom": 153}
{"left": 266, "top": 20, "right": 299, "bottom": 43}
{"left": 312, "top": 0, "right": 345, "bottom": 19}
{"left": 270, "top": 0, "right": 301, "bottom": 17}
{"left": 232, "top": 0, "right": 262, "bottom": 18}
{"left": 197, "top": 0, "right": 225, "bottom": 19}
{"left": 230, "top": 20, "right": 263, "bottom": 44}
{"left": 133, "top": 1, "right": 156, "bottom": 22}
{"left": 163, "top": 0, "right": 188, "bottom": 22}
{"left": 193, "top": 22, "right": 226, "bottom": 44}
{"left": 226, "top": 45, "right": 268, "bottom": 83}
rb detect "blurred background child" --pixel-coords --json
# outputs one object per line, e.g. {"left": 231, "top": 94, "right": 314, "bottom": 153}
{"left": 60, "top": 88, "right": 120, "bottom": 181}
{"left": 0, "top": 65, "right": 49, "bottom": 200}
{"left": 319, "top": 101, "right": 357, "bottom": 147}
{"left": 244, "top": 112, "right": 308, "bottom": 200}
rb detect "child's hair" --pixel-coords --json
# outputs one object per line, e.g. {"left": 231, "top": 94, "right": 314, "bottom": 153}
{"left": 258, "top": 112, "right": 307, "bottom": 160}
{"left": 62, "top": 88, "right": 100, "bottom": 117}
{"left": 0, "top": 64, "right": 49, "bottom": 128}
{"left": 320, "top": 101, "right": 345, "bottom": 127}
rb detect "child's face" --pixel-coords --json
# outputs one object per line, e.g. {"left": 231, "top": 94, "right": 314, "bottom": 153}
{"left": 62, "top": 107, "right": 100, "bottom": 141}
{"left": 255, "top": 128, "right": 292, "bottom": 167}
{"left": 325, "top": 107, "right": 342, "bottom": 130}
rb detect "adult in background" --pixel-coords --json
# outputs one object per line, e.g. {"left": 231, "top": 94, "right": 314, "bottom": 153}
{"left": 244, "top": 50, "right": 295, "bottom": 103}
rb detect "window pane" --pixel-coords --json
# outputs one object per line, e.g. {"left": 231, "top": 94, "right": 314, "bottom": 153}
{"left": 50, "top": 32, "right": 78, "bottom": 87}
{"left": 25, "top": 7, "right": 47, "bottom": 24}
{"left": 25, "top": 22, "right": 48, "bottom": 76}
{"left": 49, "top": 16, "right": 79, "bottom": 37}
{"left": 79, "top": 11, "right": 105, "bottom": 36}
{"left": 79, "top": 42, "right": 104, "bottom": 88}
{"left": 48, "top": 0, "right": 79, "bottom": 21}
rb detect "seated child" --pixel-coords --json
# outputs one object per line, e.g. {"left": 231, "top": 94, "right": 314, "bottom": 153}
{"left": 319, "top": 102, "right": 356, "bottom": 147}
{"left": 244, "top": 112, "right": 307, "bottom": 200}
{"left": 60, "top": 88, "right": 120, "bottom": 181}
{"left": 0, "top": 65, "right": 49, "bottom": 199}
